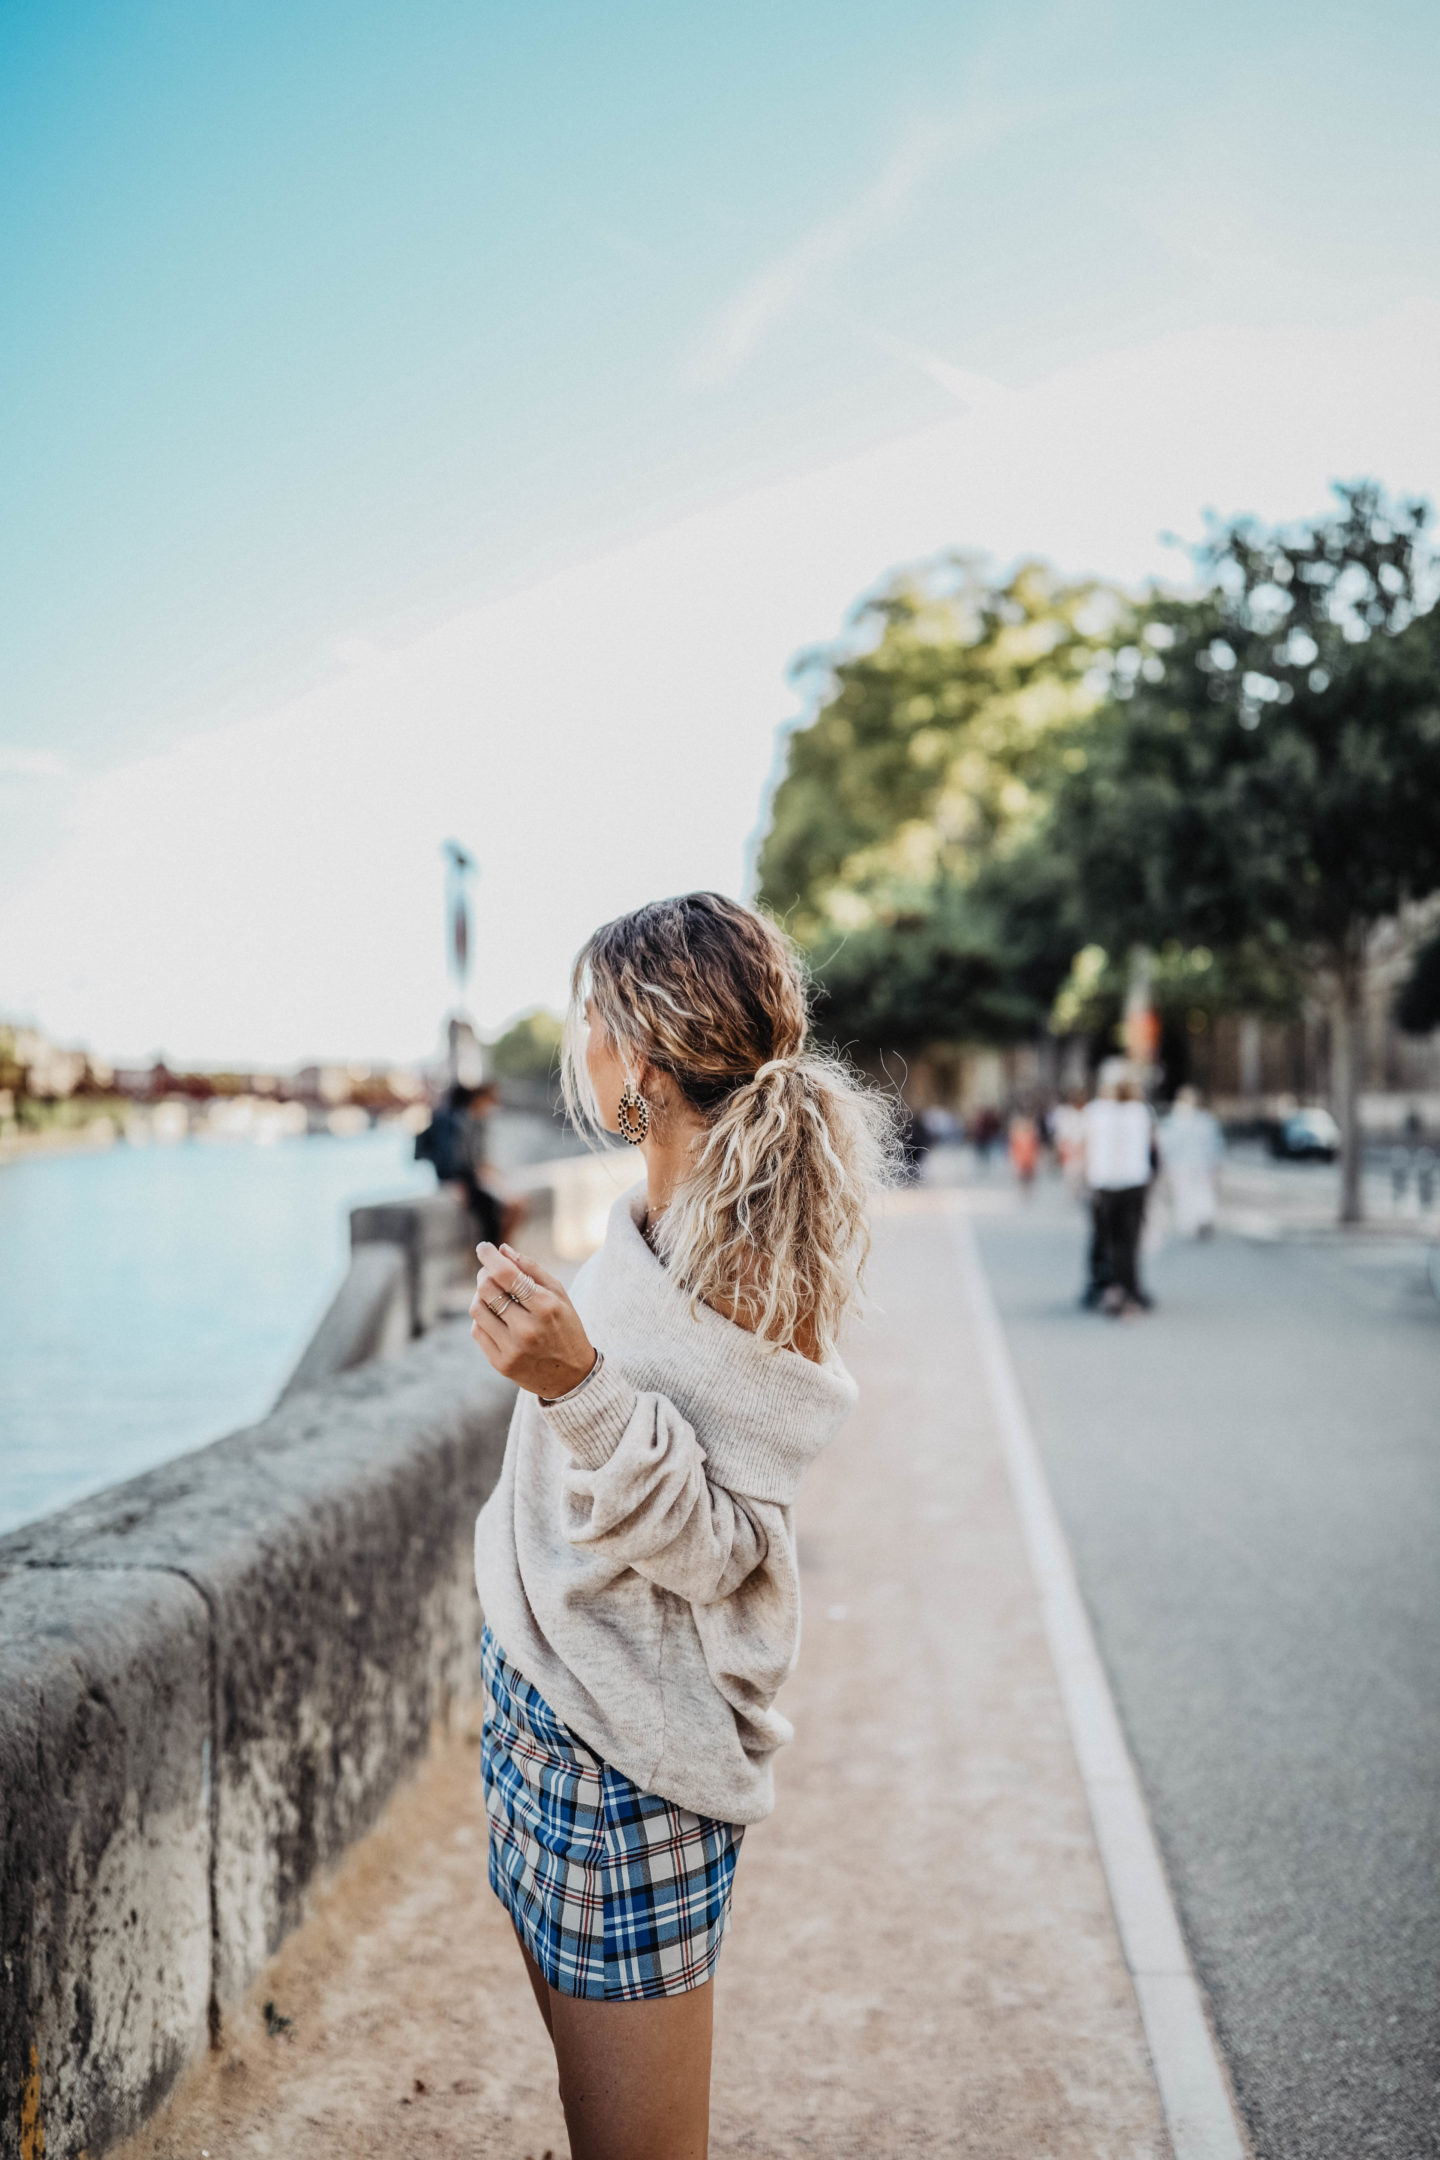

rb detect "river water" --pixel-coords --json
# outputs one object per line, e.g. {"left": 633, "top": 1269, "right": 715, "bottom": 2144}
{"left": 0, "top": 1119, "right": 553, "bottom": 1536}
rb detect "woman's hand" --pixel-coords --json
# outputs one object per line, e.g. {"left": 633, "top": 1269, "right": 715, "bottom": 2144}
{"left": 469, "top": 1242, "right": 597, "bottom": 1399}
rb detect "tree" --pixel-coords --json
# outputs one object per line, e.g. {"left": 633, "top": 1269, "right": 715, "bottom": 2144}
{"left": 1045, "top": 482, "right": 1440, "bottom": 1221}
{"left": 803, "top": 882, "right": 1068, "bottom": 1054}
{"left": 1396, "top": 928, "right": 1440, "bottom": 1038}
{"left": 756, "top": 556, "right": 1125, "bottom": 1054}
{"left": 1039, "top": 933, "right": 1306, "bottom": 1091}
{"left": 489, "top": 1008, "right": 564, "bottom": 1084}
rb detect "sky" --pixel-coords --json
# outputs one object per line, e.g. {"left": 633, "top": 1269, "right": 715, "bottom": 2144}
{"left": 3, "top": 0, "right": 1439, "bottom": 1065}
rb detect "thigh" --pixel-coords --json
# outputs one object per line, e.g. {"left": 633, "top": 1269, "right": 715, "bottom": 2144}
{"left": 516, "top": 1931, "right": 554, "bottom": 2038}
{"left": 476, "top": 1185, "right": 504, "bottom": 1247}
{"left": 547, "top": 1977, "right": 714, "bottom": 2160}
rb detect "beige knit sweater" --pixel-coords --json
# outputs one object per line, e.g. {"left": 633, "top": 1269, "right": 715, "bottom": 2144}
{"left": 473, "top": 1186, "right": 857, "bottom": 1824}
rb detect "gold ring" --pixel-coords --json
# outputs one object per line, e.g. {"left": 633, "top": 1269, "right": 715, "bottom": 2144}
{"left": 508, "top": 1273, "right": 537, "bottom": 1306}
{"left": 485, "top": 1293, "right": 513, "bottom": 1318}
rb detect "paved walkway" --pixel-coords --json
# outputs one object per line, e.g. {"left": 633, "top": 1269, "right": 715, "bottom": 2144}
{"left": 1210, "top": 1144, "right": 1438, "bottom": 1244}
{"left": 120, "top": 1197, "right": 1171, "bottom": 2159}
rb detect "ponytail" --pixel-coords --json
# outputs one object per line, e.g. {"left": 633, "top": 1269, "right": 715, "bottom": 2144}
{"left": 655, "top": 1046, "right": 890, "bottom": 1359}
{"left": 563, "top": 893, "right": 896, "bottom": 1359}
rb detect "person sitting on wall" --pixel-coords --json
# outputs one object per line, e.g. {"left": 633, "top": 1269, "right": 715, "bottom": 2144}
{"left": 415, "top": 1080, "right": 521, "bottom": 1247}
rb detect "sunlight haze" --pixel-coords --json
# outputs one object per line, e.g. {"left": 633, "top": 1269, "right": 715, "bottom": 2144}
{"left": 3, "top": 0, "right": 1438, "bottom": 1060}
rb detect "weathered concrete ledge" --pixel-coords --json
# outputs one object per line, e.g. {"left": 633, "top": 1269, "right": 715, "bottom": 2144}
{"left": 275, "top": 1151, "right": 633, "bottom": 1406}
{"left": 277, "top": 1238, "right": 410, "bottom": 1401}
{"left": 0, "top": 1569, "right": 211, "bottom": 2158}
{"left": 0, "top": 1322, "right": 515, "bottom": 2160}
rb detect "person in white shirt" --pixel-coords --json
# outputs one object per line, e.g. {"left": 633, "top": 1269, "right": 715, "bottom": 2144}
{"left": 1159, "top": 1086, "right": 1223, "bottom": 1238}
{"left": 1081, "top": 1060, "right": 1156, "bottom": 1314}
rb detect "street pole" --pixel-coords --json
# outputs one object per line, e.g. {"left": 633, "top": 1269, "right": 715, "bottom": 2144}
{"left": 441, "top": 841, "right": 481, "bottom": 1086}
{"left": 1123, "top": 945, "right": 1160, "bottom": 1091}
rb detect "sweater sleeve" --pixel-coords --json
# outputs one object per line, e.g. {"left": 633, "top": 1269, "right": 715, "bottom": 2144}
{"left": 541, "top": 1365, "right": 775, "bottom": 1606}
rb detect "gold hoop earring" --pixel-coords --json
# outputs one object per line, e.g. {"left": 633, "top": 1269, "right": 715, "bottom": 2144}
{"left": 617, "top": 1081, "right": 649, "bottom": 1145}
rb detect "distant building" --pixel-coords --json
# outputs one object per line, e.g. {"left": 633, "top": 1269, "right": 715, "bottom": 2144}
{"left": 10, "top": 1027, "right": 89, "bottom": 1100}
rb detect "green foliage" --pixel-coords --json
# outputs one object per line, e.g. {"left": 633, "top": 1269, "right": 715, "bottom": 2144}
{"left": 1028, "top": 478, "right": 1440, "bottom": 1219}
{"left": 1048, "top": 938, "right": 1304, "bottom": 1047}
{"left": 12, "top": 1094, "right": 126, "bottom": 1134}
{"left": 489, "top": 1007, "right": 565, "bottom": 1082}
{"left": 755, "top": 483, "right": 1440, "bottom": 1100}
{"left": 1396, "top": 929, "right": 1440, "bottom": 1036}
{"left": 1048, "top": 483, "right": 1440, "bottom": 972}
{"left": 809, "top": 891, "right": 1046, "bottom": 1053}
{"left": 758, "top": 557, "right": 1125, "bottom": 1047}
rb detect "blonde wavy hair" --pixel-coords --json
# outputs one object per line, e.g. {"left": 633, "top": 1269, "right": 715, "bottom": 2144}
{"left": 562, "top": 893, "right": 895, "bottom": 1360}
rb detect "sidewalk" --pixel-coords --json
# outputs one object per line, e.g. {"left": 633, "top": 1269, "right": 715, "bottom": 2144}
{"left": 120, "top": 1194, "right": 1172, "bottom": 2159}
{"left": 1213, "top": 1149, "right": 1439, "bottom": 1243}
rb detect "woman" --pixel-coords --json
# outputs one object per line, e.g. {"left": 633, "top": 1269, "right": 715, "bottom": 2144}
{"left": 469, "top": 893, "right": 888, "bottom": 2160}
{"left": 1007, "top": 1107, "right": 1040, "bottom": 1190}
{"left": 1158, "top": 1084, "right": 1223, "bottom": 1238}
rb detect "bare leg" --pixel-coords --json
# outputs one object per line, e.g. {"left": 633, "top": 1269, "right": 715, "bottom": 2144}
{"left": 547, "top": 1978, "right": 714, "bottom": 2160}
{"left": 516, "top": 1932, "right": 555, "bottom": 2039}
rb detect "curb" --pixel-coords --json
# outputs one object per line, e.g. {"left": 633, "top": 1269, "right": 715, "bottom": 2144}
{"left": 951, "top": 1209, "right": 1251, "bottom": 2160}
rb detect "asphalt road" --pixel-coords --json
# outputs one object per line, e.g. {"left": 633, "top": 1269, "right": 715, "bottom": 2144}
{"left": 975, "top": 1186, "right": 1440, "bottom": 2160}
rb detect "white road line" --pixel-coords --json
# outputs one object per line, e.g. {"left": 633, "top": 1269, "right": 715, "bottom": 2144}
{"left": 951, "top": 1208, "right": 1251, "bottom": 2160}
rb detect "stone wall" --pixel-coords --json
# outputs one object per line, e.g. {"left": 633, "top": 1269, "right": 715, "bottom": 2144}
{"left": 0, "top": 1323, "right": 515, "bottom": 2160}
{"left": 0, "top": 1144, "right": 644, "bottom": 2159}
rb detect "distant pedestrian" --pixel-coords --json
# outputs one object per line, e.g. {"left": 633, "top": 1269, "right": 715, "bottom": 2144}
{"left": 1390, "top": 1144, "right": 1412, "bottom": 1209}
{"left": 971, "top": 1103, "right": 1002, "bottom": 1168}
{"left": 1081, "top": 1060, "right": 1156, "bottom": 1315}
{"left": 1159, "top": 1086, "right": 1223, "bottom": 1238}
{"left": 1008, "top": 1109, "right": 1040, "bottom": 1190}
{"left": 415, "top": 1080, "right": 514, "bottom": 1247}
{"left": 917, "top": 1103, "right": 959, "bottom": 1158}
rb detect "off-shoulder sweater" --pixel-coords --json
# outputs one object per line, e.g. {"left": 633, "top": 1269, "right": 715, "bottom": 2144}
{"left": 473, "top": 1186, "right": 857, "bottom": 1824}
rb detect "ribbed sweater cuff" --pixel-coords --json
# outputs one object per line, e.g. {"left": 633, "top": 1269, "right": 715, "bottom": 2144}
{"left": 539, "top": 1357, "right": 639, "bottom": 1469}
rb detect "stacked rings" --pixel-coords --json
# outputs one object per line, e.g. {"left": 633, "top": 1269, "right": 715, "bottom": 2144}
{"left": 483, "top": 1273, "right": 537, "bottom": 1321}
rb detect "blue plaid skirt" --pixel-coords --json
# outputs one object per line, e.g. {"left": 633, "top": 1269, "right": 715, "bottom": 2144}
{"left": 480, "top": 1627, "right": 743, "bottom": 2000}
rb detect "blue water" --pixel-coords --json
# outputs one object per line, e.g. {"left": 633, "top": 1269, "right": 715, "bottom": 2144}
{"left": 0, "top": 1127, "right": 439, "bottom": 1535}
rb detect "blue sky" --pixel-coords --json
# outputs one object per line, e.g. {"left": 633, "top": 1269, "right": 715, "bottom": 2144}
{"left": 3, "top": 0, "right": 1440, "bottom": 1059}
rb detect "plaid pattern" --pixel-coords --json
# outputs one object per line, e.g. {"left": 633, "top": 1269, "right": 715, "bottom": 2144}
{"left": 480, "top": 1626, "right": 743, "bottom": 2000}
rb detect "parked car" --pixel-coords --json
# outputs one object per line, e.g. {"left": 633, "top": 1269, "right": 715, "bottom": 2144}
{"left": 1269, "top": 1107, "right": 1341, "bottom": 1162}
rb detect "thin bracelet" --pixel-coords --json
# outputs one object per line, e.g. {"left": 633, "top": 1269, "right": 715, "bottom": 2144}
{"left": 540, "top": 1350, "right": 603, "bottom": 1408}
